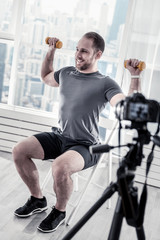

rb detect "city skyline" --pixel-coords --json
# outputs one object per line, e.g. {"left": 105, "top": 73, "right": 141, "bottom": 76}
{"left": 0, "top": 0, "right": 128, "bottom": 113}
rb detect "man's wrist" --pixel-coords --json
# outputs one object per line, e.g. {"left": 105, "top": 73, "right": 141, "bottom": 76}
{"left": 131, "top": 75, "right": 141, "bottom": 78}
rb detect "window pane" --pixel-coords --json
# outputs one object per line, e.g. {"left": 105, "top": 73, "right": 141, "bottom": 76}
{"left": 0, "top": 0, "right": 14, "bottom": 104}
{"left": 122, "top": 0, "right": 160, "bottom": 101}
{"left": 0, "top": 0, "right": 14, "bottom": 33}
{"left": 0, "top": 42, "right": 13, "bottom": 104}
{"left": 13, "top": 0, "right": 129, "bottom": 113}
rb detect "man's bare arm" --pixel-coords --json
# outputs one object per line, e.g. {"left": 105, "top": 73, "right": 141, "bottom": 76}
{"left": 110, "top": 59, "right": 142, "bottom": 107}
{"left": 126, "top": 59, "right": 141, "bottom": 95}
{"left": 110, "top": 93, "right": 125, "bottom": 107}
{"left": 41, "top": 38, "right": 60, "bottom": 87}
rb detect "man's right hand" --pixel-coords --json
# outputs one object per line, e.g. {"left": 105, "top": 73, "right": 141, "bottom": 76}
{"left": 47, "top": 37, "right": 60, "bottom": 50}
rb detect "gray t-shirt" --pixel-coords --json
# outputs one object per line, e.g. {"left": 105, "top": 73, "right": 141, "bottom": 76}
{"left": 54, "top": 66, "right": 122, "bottom": 144}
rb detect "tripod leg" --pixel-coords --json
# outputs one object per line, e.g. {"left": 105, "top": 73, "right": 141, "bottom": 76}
{"left": 61, "top": 182, "right": 117, "bottom": 240}
{"left": 108, "top": 197, "right": 123, "bottom": 240}
{"left": 136, "top": 226, "right": 145, "bottom": 240}
{"left": 108, "top": 197, "right": 146, "bottom": 240}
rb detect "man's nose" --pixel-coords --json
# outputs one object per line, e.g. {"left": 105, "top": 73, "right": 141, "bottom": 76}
{"left": 76, "top": 51, "right": 82, "bottom": 58}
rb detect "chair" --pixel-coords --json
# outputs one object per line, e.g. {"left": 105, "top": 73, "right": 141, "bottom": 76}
{"left": 41, "top": 116, "right": 118, "bottom": 226}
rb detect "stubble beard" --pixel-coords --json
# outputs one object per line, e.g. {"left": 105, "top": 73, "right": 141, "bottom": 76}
{"left": 76, "top": 62, "right": 91, "bottom": 71}
{"left": 76, "top": 56, "right": 94, "bottom": 71}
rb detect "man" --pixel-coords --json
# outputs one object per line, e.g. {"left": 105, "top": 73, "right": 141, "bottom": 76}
{"left": 13, "top": 32, "right": 142, "bottom": 233}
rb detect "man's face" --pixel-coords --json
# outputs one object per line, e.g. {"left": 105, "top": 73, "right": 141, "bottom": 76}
{"left": 75, "top": 37, "right": 98, "bottom": 72}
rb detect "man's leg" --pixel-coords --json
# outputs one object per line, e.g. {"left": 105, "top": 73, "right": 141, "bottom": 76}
{"left": 12, "top": 136, "right": 45, "bottom": 198}
{"left": 37, "top": 150, "right": 85, "bottom": 232}
{"left": 13, "top": 136, "right": 48, "bottom": 217}
{"left": 52, "top": 150, "right": 85, "bottom": 211}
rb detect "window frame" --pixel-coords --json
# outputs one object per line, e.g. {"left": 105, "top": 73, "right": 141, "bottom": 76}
{"left": 0, "top": 0, "right": 26, "bottom": 106}
{"left": 0, "top": 0, "right": 134, "bottom": 113}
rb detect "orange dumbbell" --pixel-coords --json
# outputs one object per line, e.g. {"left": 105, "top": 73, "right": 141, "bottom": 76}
{"left": 45, "top": 37, "right": 63, "bottom": 49}
{"left": 124, "top": 60, "right": 146, "bottom": 71}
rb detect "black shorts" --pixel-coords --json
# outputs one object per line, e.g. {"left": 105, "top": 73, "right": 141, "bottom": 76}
{"left": 34, "top": 128, "right": 101, "bottom": 170}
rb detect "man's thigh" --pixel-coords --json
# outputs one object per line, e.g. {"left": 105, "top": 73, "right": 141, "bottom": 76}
{"left": 34, "top": 132, "right": 63, "bottom": 160}
{"left": 14, "top": 135, "right": 45, "bottom": 160}
{"left": 69, "top": 144, "right": 100, "bottom": 170}
{"left": 52, "top": 150, "right": 85, "bottom": 174}
{"left": 52, "top": 144, "right": 100, "bottom": 173}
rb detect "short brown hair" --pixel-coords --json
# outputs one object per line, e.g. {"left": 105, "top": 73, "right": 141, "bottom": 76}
{"left": 83, "top": 32, "right": 105, "bottom": 53}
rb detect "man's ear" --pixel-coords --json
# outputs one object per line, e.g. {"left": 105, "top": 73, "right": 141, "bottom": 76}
{"left": 95, "top": 50, "right": 102, "bottom": 60}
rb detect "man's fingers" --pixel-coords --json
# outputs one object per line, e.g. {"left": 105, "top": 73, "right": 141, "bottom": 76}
{"left": 48, "top": 38, "right": 59, "bottom": 47}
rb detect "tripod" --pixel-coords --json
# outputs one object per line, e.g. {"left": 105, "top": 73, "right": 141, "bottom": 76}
{"left": 61, "top": 128, "right": 152, "bottom": 240}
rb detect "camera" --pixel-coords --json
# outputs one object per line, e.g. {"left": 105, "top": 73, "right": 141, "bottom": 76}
{"left": 115, "top": 92, "right": 160, "bottom": 124}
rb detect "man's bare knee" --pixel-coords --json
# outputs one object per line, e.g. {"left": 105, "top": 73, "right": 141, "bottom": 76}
{"left": 52, "top": 151, "right": 84, "bottom": 183}
{"left": 52, "top": 161, "right": 70, "bottom": 180}
{"left": 12, "top": 141, "right": 27, "bottom": 163}
{"left": 12, "top": 136, "right": 44, "bottom": 163}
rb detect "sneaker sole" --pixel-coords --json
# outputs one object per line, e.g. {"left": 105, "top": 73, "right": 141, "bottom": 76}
{"left": 14, "top": 206, "right": 48, "bottom": 218}
{"left": 37, "top": 218, "right": 65, "bottom": 233}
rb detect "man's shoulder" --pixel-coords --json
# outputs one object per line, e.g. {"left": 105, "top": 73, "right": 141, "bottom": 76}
{"left": 54, "top": 66, "right": 76, "bottom": 80}
{"left": 96, "top": 73, "right": 114, "bottom": 82}
{"left": 60, "top": 66, "right": 76, "bottom": 73}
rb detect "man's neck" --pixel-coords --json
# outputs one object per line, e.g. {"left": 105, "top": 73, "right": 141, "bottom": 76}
{"left": 77, "top": 66, "right": 98, "bottom": 74}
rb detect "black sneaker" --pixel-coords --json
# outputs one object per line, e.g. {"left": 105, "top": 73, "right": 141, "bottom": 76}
{"left": 37, "top": 207, "right": 66, "bottom": 233}
{"left": 14, "top": 196, "right": 48, "bottom": 217}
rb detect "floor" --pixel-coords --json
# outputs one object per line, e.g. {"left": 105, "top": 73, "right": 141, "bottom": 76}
{"left": 0, "top": 151, "right": 160, "bottom": 240}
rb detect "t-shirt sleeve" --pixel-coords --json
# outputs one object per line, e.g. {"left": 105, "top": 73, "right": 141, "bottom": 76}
{"left": 104, "top": 77, "right": 123, "bottom": 102}
{"left": 54, "top": 66, "right": 72, "bottom": 84}
{"left": 54, "top": 69, "right": 61, "bottom": 84}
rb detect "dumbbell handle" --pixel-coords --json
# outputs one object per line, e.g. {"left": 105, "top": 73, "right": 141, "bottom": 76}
{"left": 45, "top": 37, "right": 63, "bottom": 49}
{"left": 124, "top": 60, "right": 146, "bottom": 71}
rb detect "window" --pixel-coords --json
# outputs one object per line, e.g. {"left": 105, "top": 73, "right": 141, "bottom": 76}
{"left": 0, "top": 0, "right": 16, "bottom": 104}
{"left": 0, "top": 0, "right": 129, "bottom": 117}
{"left": 0, "top": 0, "right": 25, "bottom": 105}
{"left": 121, "top": 0, "right": 160, "bottom": 101}
{"left": 0, "top": 41, "right": 13, "bottom": 104}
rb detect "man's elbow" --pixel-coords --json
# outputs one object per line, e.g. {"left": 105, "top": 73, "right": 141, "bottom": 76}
{"left": 110, "top": 93, "right": 125, "bottom": 107}
{"left": 41, "top": 74, "right": 47, "bottom": 84}
{"left": 41, "top": 70, "right": 48, "bottom": 81}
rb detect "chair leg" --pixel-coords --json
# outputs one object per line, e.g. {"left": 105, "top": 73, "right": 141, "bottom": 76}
{"left": 41, "top": 168, "right": 52, "bottom": 191}
{"left": 106, "top": 151, "right": 112, "bottom": 209}
{"left": 73, "top": 172, "right": 79, "bottom": 192}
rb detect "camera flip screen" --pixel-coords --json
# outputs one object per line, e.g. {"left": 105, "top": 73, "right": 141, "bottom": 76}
{"left": 128, "top": 102, "right": 149, "bottom": 122}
